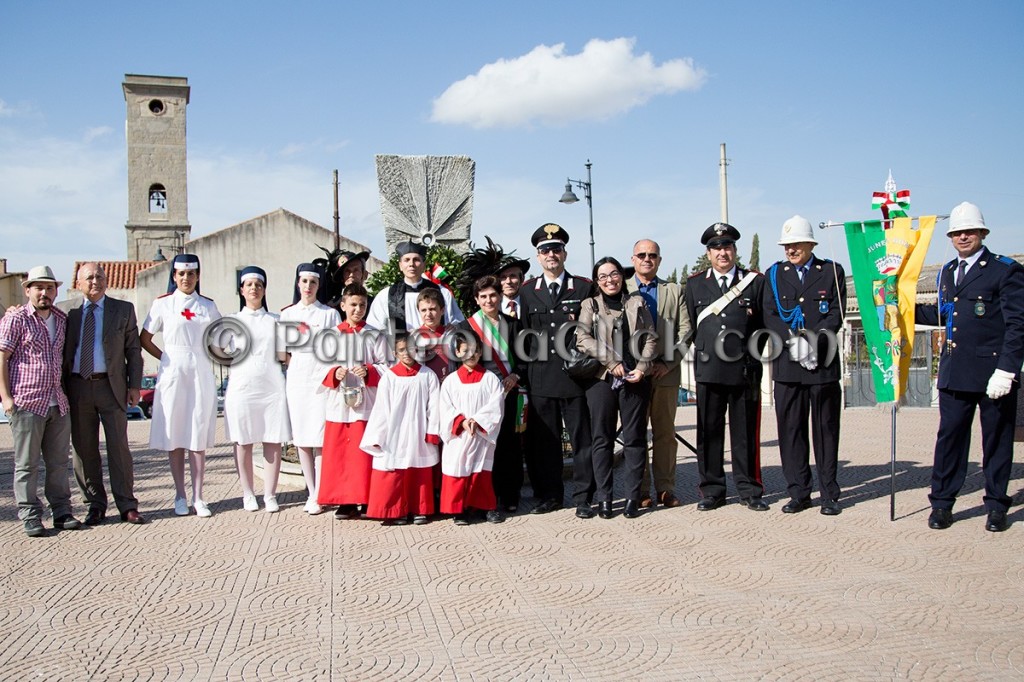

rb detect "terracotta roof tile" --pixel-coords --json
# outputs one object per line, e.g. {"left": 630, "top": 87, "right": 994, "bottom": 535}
{"left": 71, "top": 261, "right": 161, "bottom": 290}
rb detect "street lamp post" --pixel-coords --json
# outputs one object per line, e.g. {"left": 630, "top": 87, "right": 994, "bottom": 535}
{"left": 559, "top": 159, "right": 595, "bottom": 268}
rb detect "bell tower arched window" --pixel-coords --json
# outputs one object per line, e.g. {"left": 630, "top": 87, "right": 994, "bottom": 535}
{"left": 149, "top": 184, "right": 168, "bottom": 213}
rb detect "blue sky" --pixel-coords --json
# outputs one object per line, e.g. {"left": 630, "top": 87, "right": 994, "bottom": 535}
{"left": 2, "top": 1, "right": 1023, "bottom": 292}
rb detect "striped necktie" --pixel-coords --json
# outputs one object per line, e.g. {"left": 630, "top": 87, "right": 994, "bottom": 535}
{"left": 80, "top": 303, "right": 96, "bottom": 378}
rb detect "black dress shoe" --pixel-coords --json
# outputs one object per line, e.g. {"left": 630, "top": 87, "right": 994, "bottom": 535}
{"left": 781, "top": 499, "right": 811, "bottom": 514}
{"left": 696, "top": 497, "right": 724, "bottom": 511}
{"left": 53, "top": 514, "right": 83, "bottom": 530}
{"left": 85, "top": 508, "right": 106, "bottom": 526}
{"left": 597, "top": 501, "right": 614, "bottom": 519}
{"left": 623, "top": 500, "right": 641, "bottom": 519}
{"left": 741, "top": 497, "right": 770, "bottom": 511}
{"left": 121, "top": 509, "right": 147, "bottom": 525}
{"left": 820, "top": 500, "right": 841, "bottom": 516}
{"left": 985, "top": 510, "right": 1008, "bottom": 533}
{"left": 531, "top": 498, "right": 562, "bottom": 515}
{"left": 928, "top": 508, "right": 953, "bottom": 530}
{"left": 575, "top": 503, "right": 595, "bottom": 519}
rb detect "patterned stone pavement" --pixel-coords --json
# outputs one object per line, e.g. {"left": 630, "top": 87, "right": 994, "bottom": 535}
{"left": 0, "top": 405, "right": 1022, "bottom": 681}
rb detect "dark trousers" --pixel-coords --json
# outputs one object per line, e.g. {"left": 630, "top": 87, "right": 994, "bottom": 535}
{"left": 492, "top": 390, "right": 525, "bottom": 506}
{"left": 586, "top": 377, "right": 650, "bottom": 503}
{"left": 67, "top": 375, "right": 138, "bottom": 514}
{"left": 773, "top": 381, "right": 841, "bottom": 503}
{"left": 930, "top": 388, "right": 1017, "bottom": 513}
{"left": 526, "top": 393, "right": 593, "bottom": 504}
{"left": 696, "top": 381, "right": 763, "bottom": 500}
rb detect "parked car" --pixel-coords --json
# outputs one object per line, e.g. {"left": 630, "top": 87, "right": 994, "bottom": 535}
{"left": 217, "top": 377, "right": 228, "bottom": 414}
{"left": 139, "top": 374, "right": 157, "bottom": 418}
{"left": 126, "top": 405, "right": 147, "bottom": 420}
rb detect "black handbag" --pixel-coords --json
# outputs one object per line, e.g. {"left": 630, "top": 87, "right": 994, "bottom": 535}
{"left": 562, "top": 299, "right": 601, "bottom": 378}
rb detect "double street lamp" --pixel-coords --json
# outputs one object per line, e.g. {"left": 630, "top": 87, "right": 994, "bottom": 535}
{"left": 558, "top": 159, "right": 595, "bottom": 267}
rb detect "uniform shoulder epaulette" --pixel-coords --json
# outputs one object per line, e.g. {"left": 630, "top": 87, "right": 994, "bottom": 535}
{"left": 523, "top": 276, "right": 539, "bottom": 286}
{"left": 994, "top": 254, "right": 1016, "bottom": 266}
{"left": 156, "top": 292, "right": 172, "bottom": 299}
{"left": 280, "top": 302, "right": 296, "bottom": 311}
{"left": 198, "top": 293, "right": 215, "bottom": 302}
{"left": 688, "top": 270, "right": 704, "bottom": 280}
{"left": 574, "top": 275, "right": 592, "bottom": 284}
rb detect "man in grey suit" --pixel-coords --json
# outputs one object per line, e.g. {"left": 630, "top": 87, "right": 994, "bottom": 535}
{"left": 63, "top": 263, "right": 146, "bottom": 525}
{"left": 627, "top": 239, "right": 691, "bottom": 508}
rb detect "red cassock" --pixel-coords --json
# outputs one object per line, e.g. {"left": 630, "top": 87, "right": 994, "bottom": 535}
{"left": 360, "top": 362, "right": 441, "bottom": 519}
{"left": 438, "top": 365, "right": 504, "bottom": 514}
{"left": 317, "top": 321, "right": 388, "bottom": 506}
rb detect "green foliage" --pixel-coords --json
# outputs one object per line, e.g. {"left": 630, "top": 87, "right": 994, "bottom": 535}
{"left": 666, "top": 268, "right": 678, "bottom": 284}
{"left": 749, "top": 233, "right": 761, "bottom": 272}
{"left": 365, "top": 244, "right": 470, "bottom": 311}
{"left": 693, "top": 250, "right": 746, "bottom": 274}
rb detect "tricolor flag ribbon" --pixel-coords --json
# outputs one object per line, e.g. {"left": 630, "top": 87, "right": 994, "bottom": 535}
{"left": 426, "top": 262, "right": 455, "bottom": 294}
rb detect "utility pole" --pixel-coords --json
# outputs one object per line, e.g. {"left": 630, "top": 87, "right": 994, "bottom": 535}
{"left": 719, "top": 143, "right": 729, "bottom": 223}
{"left": 332, "top": 169, "right": 340, "bottom": 250}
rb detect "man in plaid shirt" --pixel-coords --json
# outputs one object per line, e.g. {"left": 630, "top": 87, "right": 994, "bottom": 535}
{"left": 0, "top": 266, "right": 83, "bottom": 537}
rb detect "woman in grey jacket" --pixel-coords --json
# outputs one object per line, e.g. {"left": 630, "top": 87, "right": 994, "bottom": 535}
{"left": 576, "top": 257, "right": 657, "bottom": 519}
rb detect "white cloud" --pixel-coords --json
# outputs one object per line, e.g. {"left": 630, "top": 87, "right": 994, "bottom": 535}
{"left": 431, "top": 37, "right": 707, "bottom": 129}
{"left": 84, "top": 126, "right": 113, "bottom": 142}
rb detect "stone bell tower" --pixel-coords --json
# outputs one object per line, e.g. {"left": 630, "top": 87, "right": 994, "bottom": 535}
{"left": 122, "top": 74, "right": 191, "bottom": 261}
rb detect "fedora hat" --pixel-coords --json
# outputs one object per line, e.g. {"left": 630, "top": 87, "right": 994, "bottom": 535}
{"left": 23, "top": 265, "right": 62, "bottom": 288}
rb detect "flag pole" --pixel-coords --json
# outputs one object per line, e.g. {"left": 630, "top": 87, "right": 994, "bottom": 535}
{"left": 890, "top": 403, "right": 897, "bottom": 521}
{"left": 818, "top": 216, "right": 948, "bottom": 230}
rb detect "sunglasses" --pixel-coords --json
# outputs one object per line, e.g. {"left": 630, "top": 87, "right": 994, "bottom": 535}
{"left": 633, "top": 252, "right": 660, "bottom": 260}
{"left": 538, "top": 244, "right": 565, "bottom": 255}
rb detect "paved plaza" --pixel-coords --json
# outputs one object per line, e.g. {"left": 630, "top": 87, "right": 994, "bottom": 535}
{"left": 0, "top": 405, "right": 1021, "bottom": 680}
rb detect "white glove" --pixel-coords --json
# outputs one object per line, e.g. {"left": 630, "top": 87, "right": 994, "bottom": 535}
{"left": 986, "top": 369, "right": 1015, "bottom": 400}
{"left": 787, "top": 336, "right": 818, "bottom": 371}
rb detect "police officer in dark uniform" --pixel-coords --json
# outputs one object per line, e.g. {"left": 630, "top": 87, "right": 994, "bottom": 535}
{"left": 763, "top": 215, "right": 847, "bottom": 515}
{"left": 520, "top": 223, "right": 595, "bottom": 517}
{"left": 685, "top": 223, "right": 768, "bottom": 511}
{"left": 916, "top": 202, "right": 1024, "bottom": 533}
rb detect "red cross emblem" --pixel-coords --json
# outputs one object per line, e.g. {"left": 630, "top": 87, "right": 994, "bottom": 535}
{"left": 297, "top": 322, "right": 310, "bottom": 334}
{"left": 181, "top": 309, "right": 196, "bottom": 320}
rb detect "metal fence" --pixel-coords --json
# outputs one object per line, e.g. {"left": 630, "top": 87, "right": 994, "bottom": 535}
{"left": 844, "top": 328, "right": 936, "bottom": 407}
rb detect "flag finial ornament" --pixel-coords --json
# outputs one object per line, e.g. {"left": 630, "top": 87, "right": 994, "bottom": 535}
{"left": 872, "top": 170, "right": 910, "bottom": 220}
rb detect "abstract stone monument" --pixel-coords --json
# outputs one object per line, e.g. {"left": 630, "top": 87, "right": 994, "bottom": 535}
{"left": 376, "top": 154, "right": 474, "bottom": 255}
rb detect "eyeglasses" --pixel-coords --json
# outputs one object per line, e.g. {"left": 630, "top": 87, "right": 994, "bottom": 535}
{"left": 633, "top": 252, "right": 660, "bottom": 260}
{"left": 538, "top": 244, "right": 565, "bottom": 255}
{"left": 596, "top": 271, "right": 623, "bottom": 283}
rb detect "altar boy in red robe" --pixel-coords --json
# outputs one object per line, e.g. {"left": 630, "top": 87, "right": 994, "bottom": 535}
{"left": 439, "top": 332, "right": 505, "bottom": 525}
{"left": 360, "top": 333, "right": 440, "bottom": 525}
{"left": 318, "top": 284, "right": 388, "bottom": 519}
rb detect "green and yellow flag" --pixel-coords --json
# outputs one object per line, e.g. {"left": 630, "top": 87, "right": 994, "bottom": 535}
{"left": 844, "top": 216, "right": 935, "bottom": 402}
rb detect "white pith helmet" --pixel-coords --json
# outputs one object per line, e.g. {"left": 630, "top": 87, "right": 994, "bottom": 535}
{"left": 947, "top": 201, "right": 988, "bottom": 236}
{"left": 778, "top": 215, "right": 818, "bottom": 245}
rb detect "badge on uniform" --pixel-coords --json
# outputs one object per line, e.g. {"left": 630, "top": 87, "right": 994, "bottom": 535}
{"left": 819, "top": 300, "right": 829, "bottom": 314}
{"left": 975, "top": 300, "right": 986, "bottom": 317}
